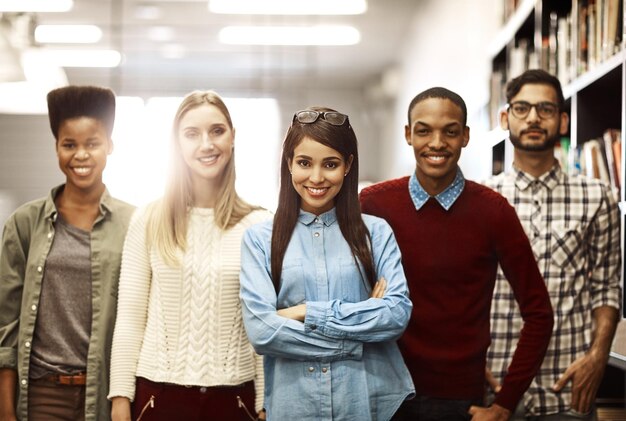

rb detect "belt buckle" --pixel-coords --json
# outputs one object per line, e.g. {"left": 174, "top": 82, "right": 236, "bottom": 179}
{"left": 56, "top": 373, "right": 86, "bottom": 386}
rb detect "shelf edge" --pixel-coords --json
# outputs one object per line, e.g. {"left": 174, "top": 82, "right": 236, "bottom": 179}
{"left": 563, "top": 49, "right": 626, "bottom": 99}
{"left": 488, "top": 0, "right": 537, "bottom": 59}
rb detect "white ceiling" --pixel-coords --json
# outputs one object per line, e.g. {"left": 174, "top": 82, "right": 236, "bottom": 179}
{"left": 30, "top": 0, "right": 421, "bottom": 97}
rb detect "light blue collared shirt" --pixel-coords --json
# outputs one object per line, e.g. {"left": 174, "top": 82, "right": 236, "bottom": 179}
{"left": 240, "top": 208, "right": 414, "bottom": 421}
{"left": 409, "top": 169, "right": 465, "bottom": 211}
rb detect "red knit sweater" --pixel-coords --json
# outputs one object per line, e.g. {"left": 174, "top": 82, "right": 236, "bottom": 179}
{"left": 360, "top": 176, "right": 553, "bottom": 412}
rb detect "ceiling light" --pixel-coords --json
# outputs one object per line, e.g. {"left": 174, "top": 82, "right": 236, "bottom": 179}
{"left": 147, "top": 26, "right": 175, "bottom": 42}
{"left": 34, "top": 49, "right": 122, "bottom": 67}
{"left": 134, "top": 5, "right": 162, "bottom": 20}
{"left": 219, "top": 25, "right": 360, "bottom": 46}
{"left": 160, "top": 43, "right": 186, "bottom": 59}
{"left": 35, "top": 25, "right": 102, "bottom": 44}
{"left": 208, "top": 0, "right": 367, "bottom": 15}
{"left": 0, "top": 0, "right": 73, "bottom": 12}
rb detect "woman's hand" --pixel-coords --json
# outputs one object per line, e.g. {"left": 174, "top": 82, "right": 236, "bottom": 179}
{"left": 370, "top": 277, "right": 387, "bottom": 299}
{"left": 276, "top": 277, "right": 386, "bottom": 322}
{"left": 277, "top": 304, "right": 306, "bottom": 321}
{"left": 111, "top": 396, "right": 132, "bottom": 421}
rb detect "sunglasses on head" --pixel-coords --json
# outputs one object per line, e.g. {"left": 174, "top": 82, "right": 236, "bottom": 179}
{"left": 292, "top": 110, "right": 349, "bottom": 126}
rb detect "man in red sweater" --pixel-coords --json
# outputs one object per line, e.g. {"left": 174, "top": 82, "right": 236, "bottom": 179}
{"left": 359, "top": 87, "right": 554, "bottom": 421}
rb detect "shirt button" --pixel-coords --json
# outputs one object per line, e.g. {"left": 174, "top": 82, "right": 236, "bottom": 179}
{"left": 21, "top": 379, "right": 27, "bottom": 386}
{"left": 31, "top": 304, "right": 37, "bottom": 311}
{"left": 37, "top": 266, "right": 42, "bottom": 273}
{"left": 314, "top": 232, "right": 320, "bottom": 237}
{"left": 310, "top": 325, "right": 317, "bottom": 330}
{"left": 308, "top": 367, "right": 315, "bottom": 372}
{"left": 24, "top": 341, "right": 31, "bottom": 348}
{"left": 47, "top": 232, "right": 52, "bottom": 239}
{"left": 199, "top": 387, "right": 207, "bottom": 393}
{"left": 315, "top": 218, "right": 320, "bottom": 223}
{"left": 321, "top": 367, "right": 328, "bottom": 373}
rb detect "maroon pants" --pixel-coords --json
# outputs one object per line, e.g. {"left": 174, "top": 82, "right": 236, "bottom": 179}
{"left": 27, "top": 378, "right": 86, "bottom": 421}
{"left": 132, "top": 377, "right": 257, "bottom": 421}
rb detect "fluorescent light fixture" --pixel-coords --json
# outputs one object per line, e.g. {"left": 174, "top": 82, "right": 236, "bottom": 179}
{"left": 0, "top": 0, "right": 73, "bottom": 12}
{"left": 147, "top": 26, "right": 175, "bottom": 42}
{"left": 35, "top": 25, "right": 102, "bottom": 44}
{"left": 209, "top": 0, "right": 367, "bottom": 15}
{"left": 219, "top": 25, "right": 360, "bottom": 46}
{"left": 35, "top": 49, "right": 122, "bottom": 67}
{"left": 134, "top": 4, "right": 162, "bottom": 20}
{"left": 160, "top": 43, "right": 186, "bottom": 59}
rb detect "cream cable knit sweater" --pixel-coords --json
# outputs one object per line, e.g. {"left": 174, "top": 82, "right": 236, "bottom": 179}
{"left": 108, "top": 206, "right": 271, "bottom": 412}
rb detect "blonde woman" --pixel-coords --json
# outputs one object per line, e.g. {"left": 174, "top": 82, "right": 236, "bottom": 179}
{"left": 108, "top": 91, "right": 269, "bottom": 421}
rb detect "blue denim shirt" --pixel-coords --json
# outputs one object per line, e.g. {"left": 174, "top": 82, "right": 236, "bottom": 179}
{"left": 240, "top": 209, "right": 414, "bottom": 421}
{"left": 409, "top": 168, "right": 465, "bottom": 211}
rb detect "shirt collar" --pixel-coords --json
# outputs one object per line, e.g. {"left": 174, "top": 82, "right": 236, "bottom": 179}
{"left": 512, "top": 161, "right": 562, "bottom": 192}
{"left": 408, "top": 169, "right": 465, "bottom": 211}
{"left": 44, "top": 184, "right": 113, "bottom": 221}
{"left": 298, "top": 207, "right": 337, "bottom": 226}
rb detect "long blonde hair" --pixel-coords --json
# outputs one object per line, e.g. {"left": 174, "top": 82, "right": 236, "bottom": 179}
{"left": 146, "top": 90, "right": 257, "bottom": 266}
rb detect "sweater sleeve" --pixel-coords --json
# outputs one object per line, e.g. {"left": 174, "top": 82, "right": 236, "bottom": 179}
{"left": 253, "top": 351, "right": 264, "bottom": 413}
{"left": 492, "top": 197, "right": 554, "bottom": 411}
{"left": 108, "top": 208, "right": 151, "bottom": 401}
{"left": 239, "top": 226, "right": 364, "bottom": 362}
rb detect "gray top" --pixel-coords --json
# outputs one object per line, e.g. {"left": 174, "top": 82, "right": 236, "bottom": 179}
{"left": 29, "top": 214, "right": 92, "bottom": 378}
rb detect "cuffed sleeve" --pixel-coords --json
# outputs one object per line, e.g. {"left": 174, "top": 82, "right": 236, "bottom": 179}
{"left": 0, "top": 215, "right": 27, "bottom": 369}
{"left": 589, "top": 186, "right": 621, "bottom": 312}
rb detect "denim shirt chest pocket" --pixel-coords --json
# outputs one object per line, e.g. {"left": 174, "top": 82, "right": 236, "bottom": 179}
{"left": 550, "top": 222, "right": 585, "bottom": 271}
{"left": 337, "top": 257, "right": 369, "bottom": 302}
{"left": 277, "top": 258, "right": 306, "bottom": 308}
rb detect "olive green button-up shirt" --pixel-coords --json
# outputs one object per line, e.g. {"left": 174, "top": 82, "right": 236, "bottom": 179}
{"left": 0, "top": 185, "right": 135, "bottom": 421}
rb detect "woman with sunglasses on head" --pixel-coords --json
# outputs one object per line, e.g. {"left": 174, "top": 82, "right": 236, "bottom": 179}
{"left": 240, "top": 107, "right": 415, "bottom": 421}
{"left": 108, "top": 90, "right": 270, "bottom": 421}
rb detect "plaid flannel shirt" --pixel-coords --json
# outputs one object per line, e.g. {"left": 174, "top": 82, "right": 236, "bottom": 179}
{"left": 484, "top": 163, "right": 621, "bottom": 416}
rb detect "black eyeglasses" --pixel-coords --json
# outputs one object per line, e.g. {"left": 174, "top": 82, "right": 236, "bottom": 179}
{"left": 508, "top": 101, "right": 559, "bottom": 119}
{"left": 292, "top": 110, "right": 349, "bottom": 126}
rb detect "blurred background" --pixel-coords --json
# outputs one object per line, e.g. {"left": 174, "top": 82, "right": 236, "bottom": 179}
{"left": 0, "top": 0, "right": 505, "bottom": 221}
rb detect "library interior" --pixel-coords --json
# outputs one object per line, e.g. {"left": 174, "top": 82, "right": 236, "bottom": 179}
{"left": 1, "top": 0, "right": 626, "bottom": 418}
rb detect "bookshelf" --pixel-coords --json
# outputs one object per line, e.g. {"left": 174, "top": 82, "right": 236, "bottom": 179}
{"left": 488, "top": 0, "right": 626, "bottom": 411}
{"left": 489, "top": 0, "right": 624, "bottom": 183}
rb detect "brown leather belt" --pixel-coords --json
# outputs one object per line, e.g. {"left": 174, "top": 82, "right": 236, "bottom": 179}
{"left": 35, "top": 372, "right": 87, "bottom": 386}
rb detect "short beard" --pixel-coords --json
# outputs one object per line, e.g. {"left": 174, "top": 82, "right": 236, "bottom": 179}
{"left": 509, "top": 131, "right": 560, "bottom": 152}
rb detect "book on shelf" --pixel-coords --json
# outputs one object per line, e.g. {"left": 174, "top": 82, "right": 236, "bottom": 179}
{"left": 573, "top": 0, "right": 623, "bottom": 76}
{"left": 604, "top": 128, "right": 622, "bottom": 189}
{"left": 554, "top": 137, "right": 572, "bottom": 172}
{"left": 582, "top": 139, "right": 610, "bottom": 183}
{"left": 577, "top": 129, "right": 622, "bottom": 191}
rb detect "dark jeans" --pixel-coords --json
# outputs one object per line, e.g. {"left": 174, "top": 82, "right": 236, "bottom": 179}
{"left": 392, "top": 395, "right": 482, "bottom": 421}
{"left": 132, "top": 376, "right": 257, "bottom": 421}
{"left": 28, "top": 378, "right": 86, "bottom": 421}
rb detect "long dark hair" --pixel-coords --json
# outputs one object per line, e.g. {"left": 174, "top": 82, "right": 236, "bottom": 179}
{"left": 270, "top": 106, "right": 376, "bottom": 292}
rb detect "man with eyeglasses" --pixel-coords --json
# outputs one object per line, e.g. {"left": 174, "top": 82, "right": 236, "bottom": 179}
{"left": 360, "top": 87, "right": 554, "bottom": 421}
{"left": 484, "top": 69, "right": 621, "bottom": 420}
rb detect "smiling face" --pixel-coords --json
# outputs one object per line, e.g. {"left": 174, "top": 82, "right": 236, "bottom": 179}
{"left": 288, "top": 137, "right": 352, "bottom": 215}
{"left": 178, "top": 103, "right": 234, "bottom": 190}
{"left": 405, "top": 97, "right": 469, "bottom": 195}
{"left": 501, "top": 83, "right": 569, "bottom": 153}
{"left": 56, "top": 116, "right": 112, "bottom": 193}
